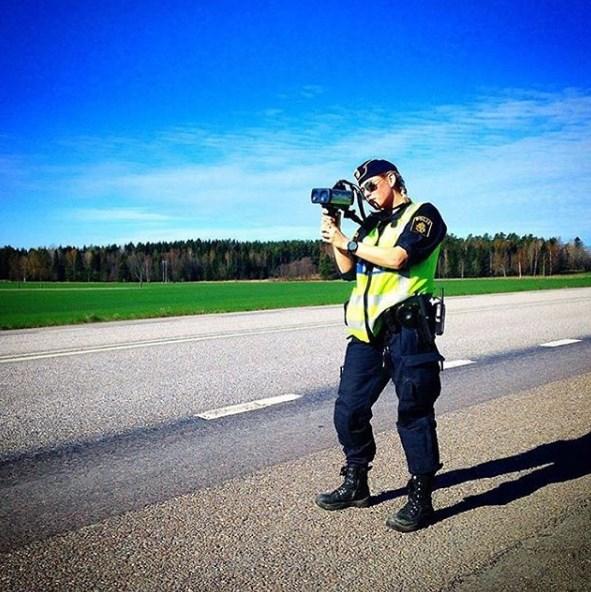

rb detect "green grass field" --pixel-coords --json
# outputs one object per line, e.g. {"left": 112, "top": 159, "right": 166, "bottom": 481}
{"left": 1, "top": 274, "right": 590, "bottom": 330}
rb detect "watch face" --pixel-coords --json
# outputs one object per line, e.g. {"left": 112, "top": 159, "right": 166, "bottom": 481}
{"left": 347, "top": 241, "right": 358, "bottom": 253}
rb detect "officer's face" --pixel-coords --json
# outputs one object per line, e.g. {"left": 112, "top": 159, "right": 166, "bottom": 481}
{"left": 361, "top": 174, "right": 394, "bottom": 209}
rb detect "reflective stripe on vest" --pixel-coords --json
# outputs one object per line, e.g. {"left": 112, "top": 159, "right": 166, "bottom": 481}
{"left": 345, "top": 202, "right": 441, "bottom": 342}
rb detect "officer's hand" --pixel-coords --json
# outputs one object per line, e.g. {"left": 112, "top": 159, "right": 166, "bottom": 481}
{"left": 321, "top": 212, "right": 347, "bottom": 249}
{"left": 320, "top": 208, "right": 341, "bottom": 228}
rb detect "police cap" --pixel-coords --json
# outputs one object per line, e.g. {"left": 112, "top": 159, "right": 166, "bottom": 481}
{"left": 353, "top": 159, "right": 399, "bottom": 186}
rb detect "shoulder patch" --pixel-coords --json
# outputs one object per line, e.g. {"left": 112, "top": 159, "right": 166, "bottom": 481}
{"left": 410, "top": 215, "right": 433, "bottom": 237}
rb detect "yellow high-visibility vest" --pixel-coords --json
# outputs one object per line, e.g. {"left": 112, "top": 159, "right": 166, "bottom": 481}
{"left": 345, "top": 202, "right": 441, "bottom": 342}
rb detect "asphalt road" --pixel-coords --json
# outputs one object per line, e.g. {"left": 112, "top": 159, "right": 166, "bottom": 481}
{"left": 1, "top": 288, "right": 591, "bottom": 590}
{"left": 1, "top": 288, "right": 590, "bottom": 457}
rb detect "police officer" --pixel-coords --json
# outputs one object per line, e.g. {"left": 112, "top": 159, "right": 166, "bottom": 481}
{"left": 316, "top": 159, "right": 447, "bottom": 532}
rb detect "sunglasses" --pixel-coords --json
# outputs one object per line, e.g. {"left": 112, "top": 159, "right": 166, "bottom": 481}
{"left": 361, "top": 177, "right": 386, "bottom": 195}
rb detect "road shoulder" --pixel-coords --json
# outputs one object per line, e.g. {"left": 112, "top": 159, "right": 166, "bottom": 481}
{"left": 447, "top": 498, "right": 591, "bottom": 591}
{"left": 1, "top": 372, "right": 590, "bottom": 592}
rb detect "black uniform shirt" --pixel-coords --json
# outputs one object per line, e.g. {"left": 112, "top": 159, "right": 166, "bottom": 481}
{"left": 395, "top": 202, "right": 447, "bottom": 265}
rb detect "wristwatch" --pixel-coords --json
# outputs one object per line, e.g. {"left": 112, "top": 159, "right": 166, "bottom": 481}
{"left": 346, "top": 240, "right": 359, "bottom": 254}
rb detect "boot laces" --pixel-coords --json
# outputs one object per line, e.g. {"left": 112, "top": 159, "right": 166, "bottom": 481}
{"left": 406, "top": 477, "right": 431, "bottom": 514}
{"left": 335, "top": 465, "right": 369, "bottom": 496}
{"left": 339, "top": 465, "right": 370, "bottom": 480}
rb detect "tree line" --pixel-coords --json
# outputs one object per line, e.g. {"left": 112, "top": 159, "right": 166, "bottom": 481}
{"left": 0, "top": 233, "right": 589, "bottom": 283}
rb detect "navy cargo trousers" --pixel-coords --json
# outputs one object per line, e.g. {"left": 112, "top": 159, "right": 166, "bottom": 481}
{"left": 334, "top": 325, "right": 444, "bottom": 475}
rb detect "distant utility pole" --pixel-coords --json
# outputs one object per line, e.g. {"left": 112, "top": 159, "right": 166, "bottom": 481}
{"left": 162, "top": 259, "right": 168, "bottom": 283}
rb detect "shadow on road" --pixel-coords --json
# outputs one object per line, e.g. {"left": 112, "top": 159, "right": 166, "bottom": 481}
{"left": 372, "top": 431, "right": 591, "bottom": 523}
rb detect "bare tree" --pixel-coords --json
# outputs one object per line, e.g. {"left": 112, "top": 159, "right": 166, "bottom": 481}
{"left": 127, "top": 251, "right": 146, "bottom": 286}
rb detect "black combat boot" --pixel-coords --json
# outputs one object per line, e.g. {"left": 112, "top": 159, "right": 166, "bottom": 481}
{"left": 386, "top": 473, "right": 434, "bottom": 532}
{"left": 315, "top": 465, "right": 371, "bottom": 511}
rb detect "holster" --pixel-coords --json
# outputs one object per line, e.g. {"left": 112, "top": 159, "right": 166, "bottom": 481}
{"left": 381, "top": 296, "right": 437, "bottom": 346}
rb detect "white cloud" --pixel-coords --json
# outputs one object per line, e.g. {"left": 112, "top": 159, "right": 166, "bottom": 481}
{"left": 69, "top": 208, "right": 174, "bottom": 222}
{"left": 300, "top": 84, "right": 324, "bottom": 99}
{"left": 4, "top": 88, "right": 591, "bottom": 246}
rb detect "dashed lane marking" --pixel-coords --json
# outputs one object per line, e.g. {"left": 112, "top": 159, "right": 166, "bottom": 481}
{"left": 195, "top": 394, "right": 302, "bottom": 420}
{"left": 197, "top": 358, "right": 476, "bottom": 421}
{"left": 444, "top": 359, "right": 476, "bottom": 369}
{"left": 540, "top": 338, "right": 582, "bottom": 348}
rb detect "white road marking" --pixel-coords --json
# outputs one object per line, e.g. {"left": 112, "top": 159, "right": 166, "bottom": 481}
{"left": 444, "top": 359, "right": 476, "bottom": 369}
{"left": 198, "top": 360, "right": 478, "bottom": 421}
{"left": 0, "top": 323, "right": 340, "bottom": 364}
{"left": 540, "top": 338, "right": 582, "bottom": 348}
{"left": 196, "top": 394, "right": 301, "bottom": 420}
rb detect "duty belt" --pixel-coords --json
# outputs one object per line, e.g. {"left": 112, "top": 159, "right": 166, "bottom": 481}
{"left": 381, "top": 295, "right": 437, "bottom": 345}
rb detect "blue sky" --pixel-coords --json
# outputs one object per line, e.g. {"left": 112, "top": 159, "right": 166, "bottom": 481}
{"left": 1, "top": 0, "right": 590, "bottom": 248}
